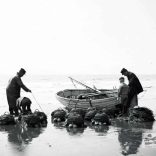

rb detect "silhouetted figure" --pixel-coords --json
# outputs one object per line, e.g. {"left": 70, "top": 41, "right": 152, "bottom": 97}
{"left": 6, "top": 68, "right": 31, "bottom": 116}
{"left": 16, "top": 97, "right": 32, "bottom": 114}
{"left": 121, "top": 68, "right": 143, "bottom": 110}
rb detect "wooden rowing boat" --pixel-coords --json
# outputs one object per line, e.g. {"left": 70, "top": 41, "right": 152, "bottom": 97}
{"left": 56, "top": 89, "right": 119, "bottom": 110}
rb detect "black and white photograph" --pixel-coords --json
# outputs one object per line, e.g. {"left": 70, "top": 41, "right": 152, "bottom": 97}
{"left": 0, "top": 0, "right": 156, "bottom": 156}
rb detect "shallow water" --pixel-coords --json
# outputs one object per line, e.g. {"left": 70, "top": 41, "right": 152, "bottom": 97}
{"left": 0, "top": 75, "right": 156, "bottom": 156}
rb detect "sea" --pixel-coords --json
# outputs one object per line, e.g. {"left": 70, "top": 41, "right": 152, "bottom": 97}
{"left": 0, "top": 74, "right": 156, "bottom": 156}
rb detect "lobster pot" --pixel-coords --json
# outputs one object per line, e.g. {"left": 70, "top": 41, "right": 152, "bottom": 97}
{"left": 94, "top": 112, "right": 111, "bottom": 125}
{"left": 22, "top": 111, "right": 47, "bottom": 128}
{"left": 129, "top": 107, "right": 155, "bottom": 122}
{"left": 0, "top": 114, "right": 16, "bottom": 125}
{"left": 70, "top": 108, "right": 86, "bottom": 118}
{"left": 66, "top": 112, "right": 84, "bottom": 127}
{"left": 51, "top": 109, "right": 67, "bottom": 121}
{"left": 23, "top": 114, "right": 41, "bottom": 128}
{"left": 85, "top": 110, "right": 97, "bottom": 121}
{"left": 33, "top": 111, "right": 47, "bottom": 122}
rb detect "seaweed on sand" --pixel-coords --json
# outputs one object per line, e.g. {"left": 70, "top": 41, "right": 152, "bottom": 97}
{"left": 129, "top": 107, "right": 155, "bottom": 122}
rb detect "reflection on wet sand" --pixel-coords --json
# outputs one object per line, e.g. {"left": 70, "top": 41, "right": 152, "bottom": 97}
{"left": 66, "top": 127, "right": 85, "bottom": 135}
{"left": 52, "top": 120, "right": 110, "bottom": 137}
{"left": 52, "top": 119, "right": 110, "bottom": 136}
{"left": 86, "top": 122, "right": 109, "bottom": 136}
{"left": 119, "top": 129, "right": 143, "bottom": 155}
{"left": 93, "top": 125, "right": 109, "bottom": 134}
{"left": 52, "top": 121, "right": 85, "bottom": 135}
{"left": 0, "top": 123, "right": 46, "bottom": 152}
{"left": 114, "top": 119, "right": 154, "bottom": 155}
{"left": 52, "top": 122, "right": 65, "bottom": 130}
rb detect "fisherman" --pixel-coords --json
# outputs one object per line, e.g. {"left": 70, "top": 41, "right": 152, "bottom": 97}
{"left": 118, "top": 77, "right": 129, "bottom": 115}
{"left": 6, "top": 68, "right": 31, "bottom": 116}
{"left": 121, "top": 68, "right": 143, "bottom": 110}
{"left": 16, "top": 97, "right": 32, "bottom": 115}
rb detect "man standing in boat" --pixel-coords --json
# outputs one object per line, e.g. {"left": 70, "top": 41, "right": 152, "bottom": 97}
{"left": 120, "top": 68, "right": 143, "bottom": 110}
{"left": 6, "top": 68, "right": 31, "bottom": 116}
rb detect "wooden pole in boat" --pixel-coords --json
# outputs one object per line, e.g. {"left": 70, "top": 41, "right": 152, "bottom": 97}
{"left": 68, "top": 77, "right": 102, "bottom": 93}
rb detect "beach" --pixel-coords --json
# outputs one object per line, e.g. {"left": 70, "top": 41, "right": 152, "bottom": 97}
{"left": 0, "top": 74, "right": 156, "bottom": 156}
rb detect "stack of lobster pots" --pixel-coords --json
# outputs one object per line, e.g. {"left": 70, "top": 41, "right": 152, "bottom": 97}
{"left": 21, "top": 110, "right": 48, "bottom": 128}
{"left": 0, "top": 111, "right": 47, "bottom": 128}
{"left": 51, "top": 107, "right": 112, "bottom": 128}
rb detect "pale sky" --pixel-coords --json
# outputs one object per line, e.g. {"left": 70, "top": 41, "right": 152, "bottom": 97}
{"left": 0, "top": 0, "right": 156, "bottom": 75}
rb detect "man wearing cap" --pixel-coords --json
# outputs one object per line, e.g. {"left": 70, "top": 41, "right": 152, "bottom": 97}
{"left": 6, "top": 68, "right": 31, "bottom": 116}
{"left": 118, "top": 77, "right": 129, "bottom": 115}
{"left": 120, "top": 68, "right": 143, "bottom": 110}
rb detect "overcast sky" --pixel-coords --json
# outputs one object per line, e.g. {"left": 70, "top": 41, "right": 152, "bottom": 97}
{"left": 0, "top": 0, "right": 156, "bottom": 75}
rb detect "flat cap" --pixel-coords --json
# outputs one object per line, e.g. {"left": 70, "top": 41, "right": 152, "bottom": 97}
{"left": 19, "top": 68, "right": 26, "bottom": 74}
{"left": 121, "top": 68, "right": 127, "bottom": 74}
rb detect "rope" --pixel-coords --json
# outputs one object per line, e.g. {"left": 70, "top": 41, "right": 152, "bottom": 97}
{"left": 69, "top": 77, "right": 101, "bottom": 93}
{"left": 70, "top": 78, "right": 77, "bottom": 88}
{"left": 31, "top": 93, "right": 44, "bottom": 112}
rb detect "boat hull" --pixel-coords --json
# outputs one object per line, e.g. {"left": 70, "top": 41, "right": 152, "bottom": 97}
{"left": 56, "top": 89, "right": 119, "bottom": 110}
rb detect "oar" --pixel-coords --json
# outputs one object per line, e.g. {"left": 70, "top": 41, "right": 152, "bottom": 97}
{"left": 69, "top": 77, "right": 102, "bottom": 93}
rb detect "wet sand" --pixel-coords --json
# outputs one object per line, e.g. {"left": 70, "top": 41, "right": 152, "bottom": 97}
{"left": 0, "top": 75, "right": 156, "bottom": 156}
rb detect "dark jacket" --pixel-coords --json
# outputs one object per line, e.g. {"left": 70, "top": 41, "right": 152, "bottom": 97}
{"left": 127, "top": 72, "right": 143, "bottom": 96}
{"left": 6, "top": 75, "right": 30, "bottom": 98}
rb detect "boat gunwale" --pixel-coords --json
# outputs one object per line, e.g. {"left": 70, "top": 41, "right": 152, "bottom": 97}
{"left": 56, "top": 89, "right": 118, "bottom": 102}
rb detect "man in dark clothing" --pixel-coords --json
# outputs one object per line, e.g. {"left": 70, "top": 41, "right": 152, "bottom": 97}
{"left": 121, "top": 68, "right": 143, "bottom": 110}
{"left": 6, "top": 68, "right": 31, "bottom": 116}
{"left": 16, "top": 97, "right": 32, "bottom": 115}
